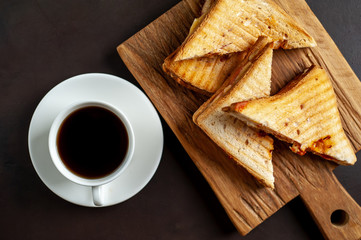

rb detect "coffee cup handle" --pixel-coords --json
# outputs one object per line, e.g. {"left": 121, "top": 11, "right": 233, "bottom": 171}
{"left": 92, "top": 185, "right": 103, "bottom": 206}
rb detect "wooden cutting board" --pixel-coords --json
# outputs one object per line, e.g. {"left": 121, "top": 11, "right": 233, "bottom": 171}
{"left": 117, "top": 0, "right": 361, "bottom": 239}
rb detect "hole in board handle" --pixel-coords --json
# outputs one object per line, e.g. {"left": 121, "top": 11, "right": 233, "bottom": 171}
{"left": 330, "top": 209, "right": 349, "bottom": 226}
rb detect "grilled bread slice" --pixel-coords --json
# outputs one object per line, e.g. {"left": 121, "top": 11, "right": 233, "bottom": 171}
{"left": 163, "top": 50, "right": 245, "bottom": 94}
{"left": 223, "top": 65, "right": 356, "bottom": 165}
{"left": 162, "top": 0, "right": 242, "bottom": 94}
{"left": 193, "top": 37, "right": 275, "bottom": 188}
{"left": 173, "top": 0, "right": 316, "bottom": 61}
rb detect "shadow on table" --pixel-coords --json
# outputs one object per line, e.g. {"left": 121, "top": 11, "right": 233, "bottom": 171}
{"left": 161, "top": 121, "right": 237, "bottom": 235}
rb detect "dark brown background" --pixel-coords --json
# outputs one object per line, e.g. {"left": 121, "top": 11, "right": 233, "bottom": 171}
{"left": 0, "top": 0, "right": 360, "bottom": 239}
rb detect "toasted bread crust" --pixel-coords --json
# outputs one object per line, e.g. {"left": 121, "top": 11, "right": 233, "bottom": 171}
{"left": 162, "top": 57, "right": 214, "bottom": 96}
{"left": 225, "top": 65, "right": 356, "bottom": 165}
{"left": 163, "top": 0, "right": 316, "bottom": 94}
{"left": 174, "top": 0, "right": 316, "bottom": 61}
{"left": 193, "top": 37, "right": 270, "bottom": 119}
{"left": 163, "top": 51, "right": 245, "bottom": 94}
{"left": 193, "top": 38, "right": 275, "bottom": 188}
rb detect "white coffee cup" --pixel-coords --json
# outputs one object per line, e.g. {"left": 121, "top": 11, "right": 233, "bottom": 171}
{"left": 48, "top": 101, "right": 135, "bottom": 206}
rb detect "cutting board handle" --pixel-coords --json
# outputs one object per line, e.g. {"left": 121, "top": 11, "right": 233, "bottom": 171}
{"left": 299, "top": 163, "right": 361, "bottom": 240}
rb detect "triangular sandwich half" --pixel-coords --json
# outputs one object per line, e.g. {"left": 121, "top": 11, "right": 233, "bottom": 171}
{"left": 223, "top": 65, "right": 356, "bottom": 165}
{"left": 163, "top": 0, "right": 316, "bottom": 94}
{"left": 173, "top": 0, "right": 316, "bottom": 61}
{"left": 193, "top": 37, "right": 275, "bottom": 188}
{"left": 163, "top": 51, "right": 245, "bottom": 94}
{"left": 163, "top": 0, "right": 243, "bottom": 94}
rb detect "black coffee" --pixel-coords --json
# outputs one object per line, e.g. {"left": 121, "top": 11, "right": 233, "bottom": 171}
{"left": 57, "top": 106, "right": 129, "bottom": 179}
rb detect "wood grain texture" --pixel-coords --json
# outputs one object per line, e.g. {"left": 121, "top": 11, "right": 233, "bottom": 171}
{"left": 117, "top": 0, "right": 361, "bottom": 238}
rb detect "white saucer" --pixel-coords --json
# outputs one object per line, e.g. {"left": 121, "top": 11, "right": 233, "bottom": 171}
{"left": 28, "top": 73, "right": 163, "bottom": 207}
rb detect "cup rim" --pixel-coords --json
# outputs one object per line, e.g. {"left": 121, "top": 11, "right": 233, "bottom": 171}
{"left": 48, "top": 100, "right": 135, "bottom": 187}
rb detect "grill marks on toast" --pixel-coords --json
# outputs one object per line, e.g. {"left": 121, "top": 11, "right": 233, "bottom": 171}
{"left": 163, "top": 0, "right": 316, "bottom": 95}
{"left": 160, "top": 0, "right": 339, "bottom": 190}
{"left": 193, "top": 38, "right": 275, "bottom": 188}
{"left": 174, "top": 0, "right": 316, "bottom": 61}
{"left": 163, "top": 52, "right": 245, "bottom": 94}
{"left": 163, "top": 0, "right": 316, "bottom": 94}
{"left": 224, "top": 66, "right": 356, "bottom": 165}
{"left": 195, "top": 37, "right": 271, "bottom": 118}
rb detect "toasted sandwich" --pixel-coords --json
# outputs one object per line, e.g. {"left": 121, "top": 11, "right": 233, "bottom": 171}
{"left": 163, "top": 51, "right": 245, "bottom": 94}
{"left": 163, "top": 0, "right": 316, "bottom": 94}
{"left": 173, "top": 0, "right": 316, "bottom": 61}
{"left": 193, "top": 37, "right": 275, "bottom": 188}
{"left": 163, "top": 0, "right": 242, "bottom": 94}
{"left": 223, "top": 65, "right": 357, "bottom": 165}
